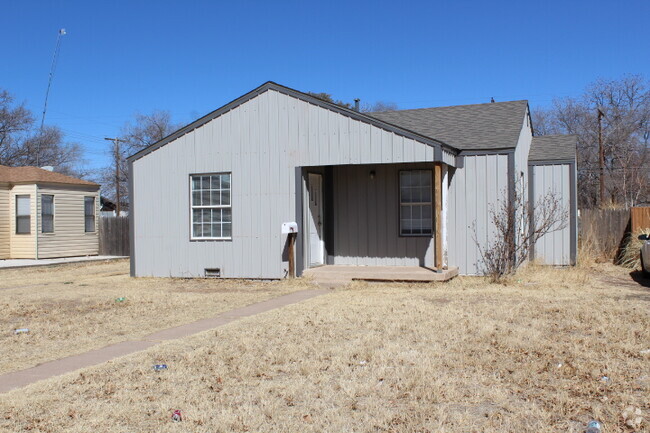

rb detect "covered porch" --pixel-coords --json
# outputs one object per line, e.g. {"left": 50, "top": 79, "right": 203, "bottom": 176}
{"left": 297, "top": 160, "right": 454, "bottom": 281}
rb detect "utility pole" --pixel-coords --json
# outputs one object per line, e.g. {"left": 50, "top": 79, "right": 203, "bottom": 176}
{"left": 104, "top": 137, "right": 128, "bottom": 216}
{"left": 597, "top": 108, "right": 605, "bottom": 207}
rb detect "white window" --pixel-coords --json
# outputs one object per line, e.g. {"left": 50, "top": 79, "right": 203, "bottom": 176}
{"left": 399, "top": 170, "right": 433, "bottom": 236}
{"left": 191, "top": 173, "right": 232, "bottom": 239}
{"left": 42, "top": 195, "right": 54, "bottom": 233}
{"left": 16, "top": 195, "right": 30, "bottom": 234}
{"left": 84, "top": 197, "right": 95, "bottom": 232}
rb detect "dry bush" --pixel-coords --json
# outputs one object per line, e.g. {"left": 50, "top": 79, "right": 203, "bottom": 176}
{"left": 618, "top": 229, "right": 650, "bottom": 269}
{"left": 475, "top": 182, "right": 568, "bottom": 282}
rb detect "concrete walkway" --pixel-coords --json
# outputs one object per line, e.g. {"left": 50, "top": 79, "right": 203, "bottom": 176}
{"left": 0, "top": 288, "right": 329, "bottom": 394}
{"left": 0, "top": 255, "right": 128, "bottom": 269}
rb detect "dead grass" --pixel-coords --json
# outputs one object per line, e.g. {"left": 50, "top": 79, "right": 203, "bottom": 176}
{"left": 0, "top": 259, "right": 309, "bottom": 375}
{"left": 1, "top": 263, "right": 648, "bottom": 432}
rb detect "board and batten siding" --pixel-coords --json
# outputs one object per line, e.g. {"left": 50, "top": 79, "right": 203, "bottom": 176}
{"left": 36, "top": 185, "right": 99, "bottom": 259}
{"left": 448, "top": 153, "right": 510, "bottom": 275}
{"left": 132, "top": 89, "right": 445, "bottom": 278}
{"left": 331, "top": 163, "right": 433, "bottom": 267}
{"left": 530, "top": 163, "right": 574, "bottom": 265}
{"left": 0, "top": 184, "right": 9, "bottom": 259}
{"left": 9, "top": 184, "right": 37, "bottom": 258}
{"left": 514, "top": 108, "right": 532, "bottom": 195}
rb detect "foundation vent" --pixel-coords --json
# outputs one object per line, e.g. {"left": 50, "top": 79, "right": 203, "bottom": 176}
{"left": 204, "top": 268, "right": 221, "bottom": 278}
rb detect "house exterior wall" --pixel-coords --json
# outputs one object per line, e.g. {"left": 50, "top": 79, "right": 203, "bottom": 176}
{"left": 0, "top": 184, "right": 9, "bottom": 259}
{"left": 447, "top": 153, "right": 511, "bottom": 275}
{"left": 514, "top": 108, "right": 533, "bottom": 259}
{"left": 514, "top": 108, "right": 532, "bottom": 194}
{"left": 530, "top": 163, "right": 575, "bottom": 265}
{"left": 36, "top": 184, "right": 99, "bottom": 259}
{"left": 9, "top": 184, "right": 37, "bottom": 259}
{"left": 331, "top": 163, "right": 433, "bottom": 267}
{"left": 131, "top": 89, "right": 445, "bottom": 278}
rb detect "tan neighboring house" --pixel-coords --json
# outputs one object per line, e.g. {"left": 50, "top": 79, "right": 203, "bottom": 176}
{"left": 0, "top": 165, "right": 100, "bottom": 259}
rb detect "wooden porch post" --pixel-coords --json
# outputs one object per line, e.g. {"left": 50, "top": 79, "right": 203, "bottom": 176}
{"left": 434, "top": 162, "right": 443, "bottom": 271}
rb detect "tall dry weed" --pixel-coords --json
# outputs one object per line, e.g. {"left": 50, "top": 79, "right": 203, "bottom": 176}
{"left": 618, "top": 229, "right": 650, "bottom": 269}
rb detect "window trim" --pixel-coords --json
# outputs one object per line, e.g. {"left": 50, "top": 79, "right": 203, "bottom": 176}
{"left": 41, "top": 194, "right": 55, "bottom": 234}
{"left": 15, "top": 194, "right": 31, "bottom": 235}
{"left": 189, "top": 172, "right": 232, "bottom": 241}
{"left": 84, "top": 196, "right": 96, "bottom": 233}
{"left": 398, "top": 169, "right": 434, "bottom": 237}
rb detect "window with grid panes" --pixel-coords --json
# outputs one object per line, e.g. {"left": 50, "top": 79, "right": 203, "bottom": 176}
{"left": 190, "top": 173, "right": 232, "bottom": 239}
{"left": 399, "top": 170, "right": 433, "bottom": 236}
{"left": 42, "top": 195, "right": 54, "bottom": 233}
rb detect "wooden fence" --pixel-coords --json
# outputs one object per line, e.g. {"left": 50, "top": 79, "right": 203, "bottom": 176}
{"left": 579, "top": 209, "right": 629, "bottom": 258}
{"left": 631, "top": 207, "right": 650, "bottom": 232}
{"left": 99, "top": 216, "right": 130, "bottom": 256}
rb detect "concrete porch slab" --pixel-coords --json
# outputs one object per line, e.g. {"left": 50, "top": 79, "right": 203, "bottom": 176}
{"left": 303, "top": 265, "right": 459, "bottom": 288}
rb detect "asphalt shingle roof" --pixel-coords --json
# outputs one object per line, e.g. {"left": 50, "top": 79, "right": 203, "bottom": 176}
{"left": 368, "top": 100, "right": 529, "bottom": 151}
{"left": 529, "top": 135, "right": 576, "bottom": 162}
{"left": 0, "top": 165, "right": 98, "bottom": 186}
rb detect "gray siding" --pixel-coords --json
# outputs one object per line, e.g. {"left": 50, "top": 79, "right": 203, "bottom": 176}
{"left": 514, "top": 108, "right": 532, "bottom": 194}
{"left": 331, "top": 163, "right": 433, "bottom": 267}
{"left": 530, "top": 163, "right": 573, "bottom": 265}
{"left": 132, "top": 89, "right": 446, "bottom": 278}
{"left": 448, "top": 153, "right": 510, "bottom": 275}
{"left": 514, "top": 108, "right": 532, "bottom": 255}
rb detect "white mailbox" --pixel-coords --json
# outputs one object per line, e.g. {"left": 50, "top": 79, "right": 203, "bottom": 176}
{"left": 282, "top": 222, "right": 298, "bottom": 234}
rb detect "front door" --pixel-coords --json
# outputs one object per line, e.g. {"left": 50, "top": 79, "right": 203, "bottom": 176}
{"left": 308, "top": 173, "right": 324, "bottom": 267}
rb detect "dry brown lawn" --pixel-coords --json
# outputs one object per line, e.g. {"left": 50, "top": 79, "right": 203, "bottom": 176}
{"left": 0, "top": 259, "right": 308, "bottom": 375}
{"left": 1, "top": 263, "right": 649, "bottom": 432}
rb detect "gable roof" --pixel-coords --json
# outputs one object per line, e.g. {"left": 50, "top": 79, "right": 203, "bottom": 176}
{"left": 368, "top": 100, "right": 529, "bottom": 151}
{"left": 529, "top": 135, "right": 577, "bottom": 162}
{"left": 0, "top": 165, "right": 98, "bottom": 187}
{"left": 128, "top": 81, "right": 459, "bottom": 163}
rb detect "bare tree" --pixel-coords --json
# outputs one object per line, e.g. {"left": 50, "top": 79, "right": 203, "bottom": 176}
{"left": 101, "top": 110, "right": 178, "bottom": 208}
{"left": 0, "top": 89, "right": 83, "bottom": 175}
{"left": 474, "top": 181, "right": 568, "bottom": 281}
{"left": 306, "top": 92, "right": 353, "bottom": 109}
{"left": 361, "top": 101, "right": 399, "bottom": 113}
{"left": 532, "top": 75, "right": 650, "bottom": 208}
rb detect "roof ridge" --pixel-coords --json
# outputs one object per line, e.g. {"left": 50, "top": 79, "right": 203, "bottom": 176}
{"left": 374, "top": 99, "right": 529, "bottom": 114}
{"left": 533, "top": 134, "right": 577, "bottom": 139}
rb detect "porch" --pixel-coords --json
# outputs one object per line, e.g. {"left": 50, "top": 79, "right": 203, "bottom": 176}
{"left": 298, "top": 161, "right": 453, "bottom": 277}
{"left": 304, "top": 265, "right": 459, "bottom": 288}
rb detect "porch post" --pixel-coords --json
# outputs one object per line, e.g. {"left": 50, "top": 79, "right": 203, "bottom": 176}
{"left": 441, "top": 164, "right": 448, "bottom": 269}
{"left": 434, "top": 162, "right": 443, "bottom": 271}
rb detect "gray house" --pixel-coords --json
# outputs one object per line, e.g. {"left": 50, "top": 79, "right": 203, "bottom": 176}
{"left": 127, "top": 82, "right": 577, "bottom": 278}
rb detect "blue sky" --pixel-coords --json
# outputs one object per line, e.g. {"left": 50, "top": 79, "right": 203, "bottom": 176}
{"left": 2, "top": 0, "right": 649, "bottom": 173}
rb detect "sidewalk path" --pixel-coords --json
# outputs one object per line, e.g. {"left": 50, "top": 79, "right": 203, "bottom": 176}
{"left": 0, "top": 288, "right": 329, "bottom": 394}
{"left": 0, "top": 255, "right": 127, "bottom": 270}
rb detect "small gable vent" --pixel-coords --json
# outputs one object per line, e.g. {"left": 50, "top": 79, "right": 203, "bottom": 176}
{"left": 204, "top": 268, "right": 221, "bottom": 278}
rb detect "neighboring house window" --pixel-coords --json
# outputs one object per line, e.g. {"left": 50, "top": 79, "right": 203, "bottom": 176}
{"left": 399, "top": 170, "right": 433, "bottom": 236}
{"left": 84, "top": 197, "right": 95, "bottom": 232}
{"left": 42, "top": 195, "right": 54, "bottom": 233}
{"left": 191, "top": 173, "right": 232, "bottom": 239}
{"left": 15, "top": 195, "right": 31, "bottom": 235}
